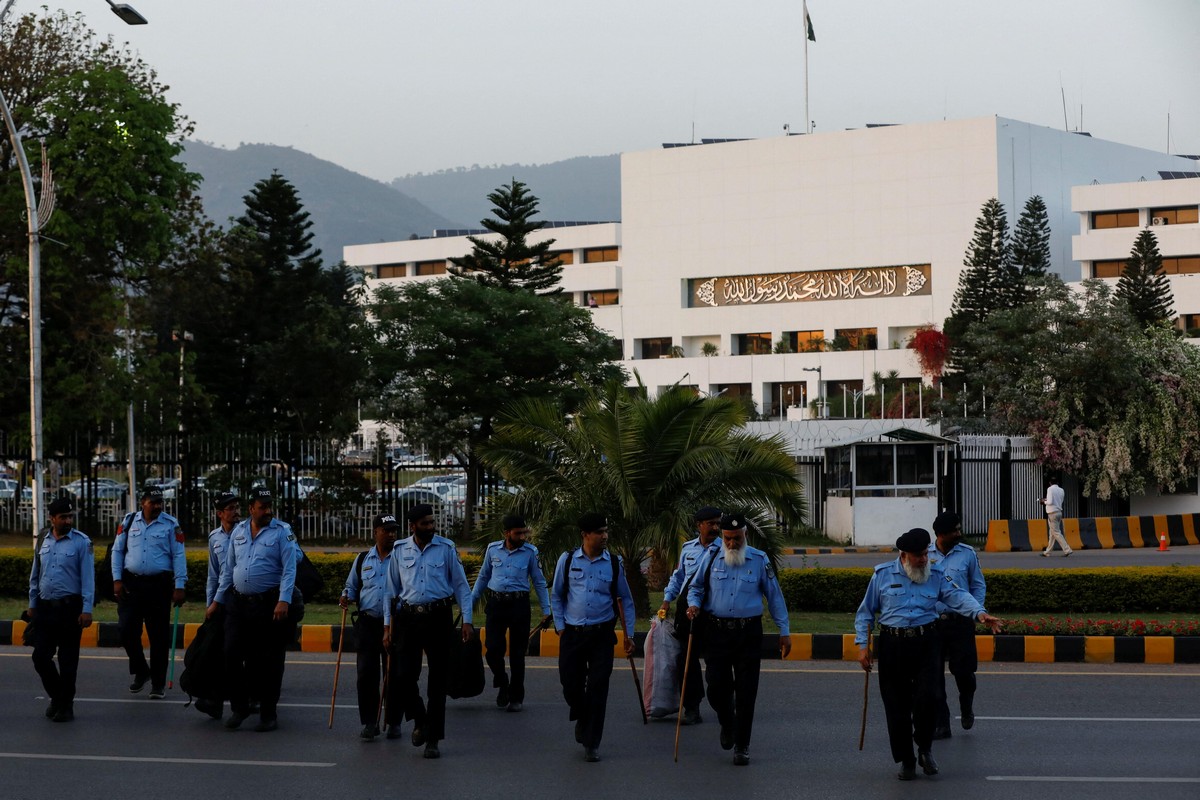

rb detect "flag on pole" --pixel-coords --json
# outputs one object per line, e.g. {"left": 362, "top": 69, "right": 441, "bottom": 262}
{"left": 804, "top": 2, "right": 816, "bottom": 42}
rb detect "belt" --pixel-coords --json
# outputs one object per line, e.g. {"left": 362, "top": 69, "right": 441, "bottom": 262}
{"left": 564, "top": 618, "right": 616, "bottom": 633}
{"left": 123, "top": 570, "right": 170, "bottom": 579}
{"left": 938, "top": 612, "right": 975, "bottom": 624}
{"left": 879, "top": 622, "right": 937, "bottom": 638}
{"left": 39, "top": 594, "right": 82, "bottom": 609}
{"left": 233, "top": 587, "right": 279, "bottom": 603}
{"left": 400, "top": 596, "right": 454, "bottom": 615}
{"left": 707, "top": 615, "right": 758, "bottom": 630}
{"left": 487, "top": 590, "right": 529, "bottom": 602}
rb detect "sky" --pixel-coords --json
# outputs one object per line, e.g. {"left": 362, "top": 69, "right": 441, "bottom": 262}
{"left": 36, "top": 0, "right": 1200, "bottom": 184}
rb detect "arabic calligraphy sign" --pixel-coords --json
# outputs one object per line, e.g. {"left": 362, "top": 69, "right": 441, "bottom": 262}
{"left": 689, "top": 264, "right": 931, "bottom": 307}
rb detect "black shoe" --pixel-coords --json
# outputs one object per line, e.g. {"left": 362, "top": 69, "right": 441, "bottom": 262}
{"left": 149, "top": 686, "right": 165, "bottom": 700}
{"left": 360, "top": 724, "right": 380, "bottom": 740}
{"left": 932, "top": 725, "right": 952, "bottom": 740}
{"left": 681, "top": 709, "right": 702, "bottom": 726}
{"left": 224, "top": 711, "right": 248, "bottom": 730}
{"left": 129, "top": 672, "right": 150, "bottom": 693}
{"left": 506, "top": 702, "right": 523, "bottom": 713}
{"left": 45, "top": 702, "right": 58, "bottom": 719}
{"left": 574, "top": 719, "right": 585, "bottom": 744}
{"left": 52, "top": 705, "right": 74, "bottom": 723}
{"left": 918, "top": 750, "right": 939, "bottom": 775}
{"left": 496, "top": 686, "right": 510, "bottom": 708}
{"left": 719, "top": 724, "right": 734, "bottom": 751}
{"left": 195, "top": 699, "right": 223, "bottom": 720}
{"left": 254, "top": 717, "right": 278, "bottom": 733}
{"left": 423, "top": 741, "right": 440, "bottom": 759}
{"left": 411, "top": 725, "right": 427, "bottom": 747}
{"left": 385, "top": 724, "right": 401, "bottom": 740}
{"left": 961, "top": 707, "right": 975, "bottom": 730}
{"left": 584, "top": 747, "right": 600, "bottom": 763}
{"left": 898, "top": 760, "right": 917, "bottom": 781}
{"left": 733, "top": 747, "right": 750, "bottom": 766}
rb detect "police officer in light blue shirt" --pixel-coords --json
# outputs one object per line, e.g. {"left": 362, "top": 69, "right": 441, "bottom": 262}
{"left": 927, "top": 511, "right": 986, "bottom": 739}
{"left": 381, "top": 503, "right": 473, "bottom": 759}
{"left": 685, "top": 512, "right": 790, "bottom": 766}
{"left": 205, "top": 492, "right": 241, "bottom": 608}
{"left": 550, "top": 512, "right": 636, "bottom": 763}
{"left": 340, "top": 513, "right": 400, "bottom": 740}
{"left": 111, "top": 486, "right": 186, "bottom": 698}
{"left": 855, "top": 528, "right": 1001, "bottom": 781}
{"left": 470, "top": 513, "right": 552, "bottom": 712}
{"left": 658, "top": 505, "right": 722, "bottom": 725}
{"left": 211, "top": 487, "right": 297, "bottom": 732}
{"left": 28, "top": 497, "right": 95, "bottom": 722}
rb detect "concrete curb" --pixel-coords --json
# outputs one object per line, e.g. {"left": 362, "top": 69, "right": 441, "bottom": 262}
{"left": 2, "top": 621, "right": 1196, "bottom": 664}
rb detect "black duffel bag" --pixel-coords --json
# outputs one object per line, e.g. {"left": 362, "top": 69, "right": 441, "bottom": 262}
{"left": 446, "top": 613, "right": 485, "bottom": 699}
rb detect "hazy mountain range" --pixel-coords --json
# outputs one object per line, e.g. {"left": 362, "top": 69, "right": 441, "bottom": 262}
{"left": 180, "top": 142, "right": 621, "bottom": 262}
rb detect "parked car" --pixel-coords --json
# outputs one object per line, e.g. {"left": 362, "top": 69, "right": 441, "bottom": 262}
{"left": 0, "top": 478, "right": 16, "bottom": 500}
{"left": 65, "top": 477, "right": 129, "bottom": 500}
{"left": 294, "top": 475, "right": 321, "bottom": 501}
{"left": 382, "top": 487, "right": 461, "bottom": 531}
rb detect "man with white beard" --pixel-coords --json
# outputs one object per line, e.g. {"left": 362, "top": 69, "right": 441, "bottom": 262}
{"left": 855, "top": 528, "right": 1002, "bottom": 781}
{"left": 686, "top": 513, "right": 790, "bottom": 767}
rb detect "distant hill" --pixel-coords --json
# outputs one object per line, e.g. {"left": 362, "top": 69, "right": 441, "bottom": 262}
{"left": 180, "top": 142, "right": 457, "bottom": 261}
{"left": 391, "top": 154, "right": 621, "bottom": 227}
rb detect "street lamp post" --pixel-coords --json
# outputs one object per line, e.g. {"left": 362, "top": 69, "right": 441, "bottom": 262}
{"left": 801, "top": 365, "right": 824, "bottom": 419}
{"left": 0, "top": 0, "right": 147, "bottom": 547}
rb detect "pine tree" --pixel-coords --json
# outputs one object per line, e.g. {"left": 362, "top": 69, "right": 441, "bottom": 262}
{"left": 447, "top": 179, "right": 563, "bottom": 293}
{"left": 1012, "top": 195, "right": 1051, "bottom": 280}
{"left": 1116, "top": 229, "right": 1174, "bottom": 327}
{"left": 944, "top": 198, "right": 1015, "bottom": 351}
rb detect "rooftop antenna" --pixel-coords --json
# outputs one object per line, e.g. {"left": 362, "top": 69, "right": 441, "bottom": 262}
{"left": 1059, "top": 74, "right": 1069, "bottom": 132}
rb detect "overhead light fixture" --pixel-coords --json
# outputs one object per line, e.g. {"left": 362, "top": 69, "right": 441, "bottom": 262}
{"left": 106, "top": 0, "right": 148, "bottom": 25}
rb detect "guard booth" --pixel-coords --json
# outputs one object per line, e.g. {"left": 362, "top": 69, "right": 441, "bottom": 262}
{"left": 822, "top": 429, "right": 955, "bottom": 546}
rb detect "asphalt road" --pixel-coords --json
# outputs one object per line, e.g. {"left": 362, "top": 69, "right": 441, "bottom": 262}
{"left": 2, "top": 646, "right": 1198, "bottom": 799}
{"left": 784, "top": 545, "right": 1200, "bottom": 570}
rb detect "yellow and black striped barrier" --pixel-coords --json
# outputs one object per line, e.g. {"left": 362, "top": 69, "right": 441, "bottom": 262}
{"left": 986, "top": 514, "right": 1200, "bottom": 552}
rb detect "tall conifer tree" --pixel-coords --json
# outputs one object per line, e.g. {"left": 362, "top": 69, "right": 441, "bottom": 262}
{"left": 1116, "top": 229, "right": 1174, "bottom": 328}
{"left": 448, "top": 179, "right": 563, "bottom": 293}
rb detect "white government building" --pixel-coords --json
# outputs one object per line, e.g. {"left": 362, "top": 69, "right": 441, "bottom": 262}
{"left": 346, "top": 116, "right": 1199, "bottom": 541}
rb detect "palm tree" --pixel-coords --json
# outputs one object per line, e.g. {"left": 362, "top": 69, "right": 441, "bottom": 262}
{"left": 478, "top": 379, "right": 808, "bottom": 613}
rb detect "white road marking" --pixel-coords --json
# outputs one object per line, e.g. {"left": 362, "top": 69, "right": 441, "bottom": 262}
{"left": 988, "top": 776, "right": 1200, "bottom": 783}
{"left": 43, "top": 696, "right": 332, "bottom": 709}
{"left": 0, "top": 752, "right": 333, "bottom": 767}
{"left": 975, "top": 716, "right": 1200, "bottom": 722}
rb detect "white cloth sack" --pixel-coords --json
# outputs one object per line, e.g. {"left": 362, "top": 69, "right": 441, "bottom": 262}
{"left": 643, "top": 616, "right": 682, "bottom": 718}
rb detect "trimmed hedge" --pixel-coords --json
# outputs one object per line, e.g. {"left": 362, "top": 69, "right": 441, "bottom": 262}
{"left": 0, "top": 547, "right": 484, "bottom": 607}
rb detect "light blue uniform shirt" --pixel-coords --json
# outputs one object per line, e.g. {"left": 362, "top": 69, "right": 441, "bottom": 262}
{"left": 111, "top": 511, "right": 187, "bottom": 588}
{"left": 343, "top": 546, "right": 392, "bottom": 618}
{"left": 30, "top": 529, "right": 96, "bottom": 614}
{"left": 206, "top": 525, "right": 232, "bottom": 606}
{"left": 854, "top": 559, "right": 984, "bottom": 647}
{"left": 214, "top": 517, "right": 298, "bottom": 604}
{"left": 469, "top": 540, "right": 551, "bottom": 612}
{"left": 382, "top": 536, "right": 473, "bottom": 626}
{"left": 686, "top": 546, "right": 790, "bottom": 635}
{"left": 663, "top": 536, "right": 718, "bottom": 603}
{"left": 550, "top": 548, "right": 636, "bottom": 638}
{"left": 927, "top": 541, "right": 986, "bottom": 616}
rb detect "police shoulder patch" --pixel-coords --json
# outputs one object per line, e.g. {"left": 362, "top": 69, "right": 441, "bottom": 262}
{"left": 286, "top": 534, "right": 296, "bottom": 541}
{"left": 766, "top": 563, "right": 776, "bottom": 579}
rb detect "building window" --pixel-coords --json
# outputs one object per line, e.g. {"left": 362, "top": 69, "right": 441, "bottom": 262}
{"left": 377, "top": 264, "right": 406, "bottom": 279}
{"left": 786, "top": 329, "right": 825, "bottom": 352}
{"left": 832, "top": 327, "right": 877, "bottom": 351}
{"left": 583, "top": 247, "right": 619, "bottom": 263}
{"left": 1091, "top": 210, "right": 1139, "bottom": 229}
{"left": 771, "top": 381, "right": 808, "bottom": 417}
{"left": 585, "top": 290, "right": 619, "bottom": 307}
{"left": 549, "top": 249, "right": 575, "bottom": 266}
{"left": 1149, "top": 206, "right": 1200, "bottom": 226}
{"left": 1181, "top": 314, "right": 1200, "bottom": 337}
{"left": 1094, "top": 256, "right": 1200, "bottom": 278}
{"left": 1092, "top": 259, "right": 1125, "bottom": 278}
{"left": 415, "top": 260, "right": 447, "bottom": 276}
{"left": 735, "top": 332, "right": 772, "bottom": 355}
{"left": 639, "top": 337, "right": 673, "bottom": 359}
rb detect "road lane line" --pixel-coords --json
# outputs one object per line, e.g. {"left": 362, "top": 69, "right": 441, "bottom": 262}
{"left": 988, "top": 776, "right": 1200, "bottom": 783}
{"left": 42, "top": 696, "right": 334, "bottom": 709}
{"left": 976, "top": 716, "right": 1200, "bottom": 722}
{"left": 0, "top": 753, "right": 334, "bottom": 767}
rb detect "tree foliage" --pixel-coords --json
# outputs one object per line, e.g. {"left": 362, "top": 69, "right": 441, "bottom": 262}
{"left": 1011, "top": 195, "right": 1051, "bottom": 285}
{"left": 368, "top": 277, "right": 624, "bottom": 534}
{"left": 1115, "top": 229, "right": 1173, "bottom": 328}
{"left": 447, "top": 179, "right": 563, "bottom": 293}
{"left": 478, "top": 380, "right": 808, "bottom": 613}
{"left": 959, "top": 278, "right": 1200, "bottom": 499}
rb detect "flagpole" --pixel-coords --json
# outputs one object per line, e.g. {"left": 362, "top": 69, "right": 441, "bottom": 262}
{"left": 803, "top": 0, "right": 810, "bottom": 135}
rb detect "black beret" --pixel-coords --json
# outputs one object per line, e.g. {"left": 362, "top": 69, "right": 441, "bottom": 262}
{"left": 578, "top": 512, "right": 607, "bottom": 532}
{"left": 248, "top": 487, "right": 273, "bottom": 504}
{"left": 896, "top": 528, "right": 931, "bottom": 553}
{"left": 406, "top": 503, "right": 434, "bottom": 523}
{"left": 141, "top": 487, "right": 164, "bottom": 502}
{"left": 501, "top": 513, "right": 527, "bottom": 530}
{"left": 213, "top": 491, "right": 239, "bottom": 511}
{"left": 932, "top": 511, "right": 961, "bottom": 535}
{"left": 372, "top": 514, "right": 400, "bottom": 530}
{"left": 48, "top": 496, "right": 75, "bottom": 516}
{"left": 720, "top": 512, "right": 748, "bottom": 531}
{"left": 694, "top": 506, "right": 721, "bottom": 522}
